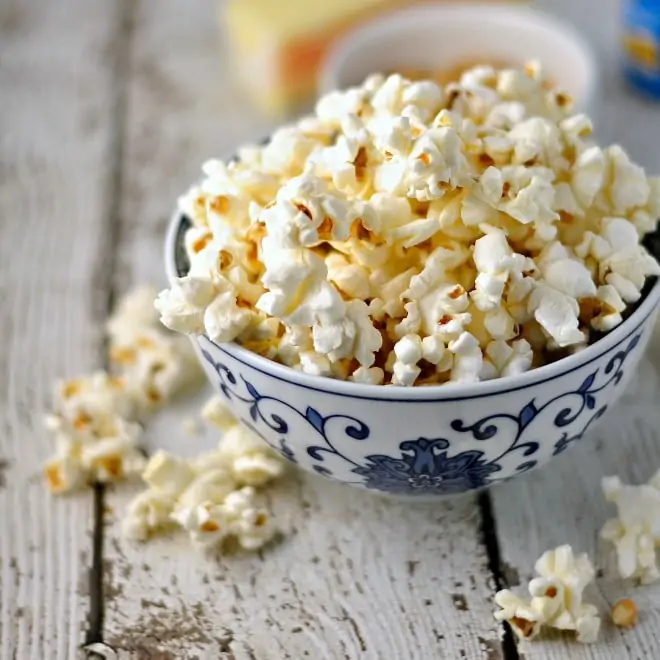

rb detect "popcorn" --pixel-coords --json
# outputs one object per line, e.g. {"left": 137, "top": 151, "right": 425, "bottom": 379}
{"left": 175, "top": 466, "right": 238, "bottom": 513}
{"left": 485, "top": 339, "right": 533, "bottom": 378}
{"left": 204, "top": 285, "right": 253, "bottom": 344}
{"left": 142, "top": 450, "right": 195, "bottom": 496}
{"left": 494, "top": 545, "right": 600, "bottom": 644}
{"left": 218, "top": 424, "right": 285, "bottom": 486}
{"left": 79, "top": 428, "right": 146, "bottom": 483}
{"left": 582, "top": 285, "right": 626, "bottom": 333}
{"left": 406, "top": 127, "right": 471, "bottom": 200}
{"left": 155, "top": 277, "right": 218, "bottom": 336}
{"left": 533, "top": 545, "right": 600, "bottom": 643}
{"left": 542, "top": 258, "right": 597, "bottom": 300}
{"left": 221, "top": 486, "right": 276, "bottom": 551}
{"left": 158, "top": 65, "right": 659, "bottom": 388}
{"left": 350, "top": 366, "right": 385, "bottom": 385}
{"left": 108, "top": 328, "right": 200, "bottom": 411}
{"left": 484, "top": 307, "right": 517, "bottom": 341}
{"left": 259, "top": 126, "right": 320, "bottom": 177}
{"left": 43, "top": 372, "right": 144, "bottom": 493}
{"left": 571, "top": 146, "right": 606, "bottom": 208}
{"left": 606, "top": 145, "right": 650, "bottom": 214}
{"left": 448, "top": 332, "right": 483, "bottom": 383}
{"left": 121, "top": 490, "right": 176, "bottom": 541}
{"left": 529, "top": 284, "right": 585, "bottom": 347}
{"left": 421, "top": 334, "right": 449, "bottom": 367}
{"left": 106, "top": 285, "right": 160, "bottom": 340}
{"left": 44, "top": 416, "right": 145, "bottom": 493}
{"left": 494, "top": 590, "right": 543, "bottom": 640}
{"left": 122, "top": 416, "right": 285, "bottom": 552}
{"left": 508, "top": 117, "right": 565, "bottom": 169}
{"left": 392, "top": 360, "right": 421, "bottom": 387}
{"left": 299, "top": 351, "right": 334, "bottom": 377}
{"left": 258, "top": 243, "right": 345, "bottom": 327}
{"left": 600, "top": 472, "right": 660, "bottom": 584}
{"left": 45, "top": 286, "right": 203, "bottom": 494}
{"left": 325, "top": 253, "right": 371, "bottom": 300}
{"left": 171, "top": 500, "right": 230, "bottom": 550}
{"left": 391, "top": 333, "right": 425, "bottom": 386}
{"left": 202, "top": 395, "right": 238, "bottom": 431}
{"left": 43, "top": 454, "right": 87, "bottom": 495}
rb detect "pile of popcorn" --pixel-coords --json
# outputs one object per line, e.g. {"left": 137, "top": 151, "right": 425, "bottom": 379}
{"left": 43, "top": 287, "right": 201, "bottom": 494}
{"left": 122, "top": 396, "right": 285, "bottom": 551}
{"left": 156, "top": 63, "right": 660, "bottom": 386}
{"left": 42, "top": 285, "right": 286, "bottom": 553}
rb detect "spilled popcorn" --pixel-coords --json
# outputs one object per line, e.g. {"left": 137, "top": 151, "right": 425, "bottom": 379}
{"left": 43, "top": 286, "right": 202, "bottom": 493}
{"left": 43, "top": 372, "right": 145, "bottom": 492}
{"left": 494, "top": 545, "right": 600, "bottom": 643}
{"left": 122, "top": 397, "right": 285, "bottom": 552}
{"left": 600, "top": 471, "right": 660, "bottom": 584}
{"left": 157, "top": 64, "right": 660, "bottom": 386}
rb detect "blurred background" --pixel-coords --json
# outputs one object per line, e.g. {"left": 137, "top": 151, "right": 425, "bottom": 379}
{"left": 218, "top": 0, "right": 659, "bottom": 125}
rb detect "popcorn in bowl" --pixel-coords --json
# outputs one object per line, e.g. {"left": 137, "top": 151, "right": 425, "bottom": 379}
{"left": 157, "top": 64, "right": 660, "bottom": 388}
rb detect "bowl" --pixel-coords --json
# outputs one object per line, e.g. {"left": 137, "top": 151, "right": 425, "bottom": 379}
{"left": 166, "top": 212, "right": 660, "bottom": 498}
{"left": 319, "top": 4, "right": 598, "bottom": 113}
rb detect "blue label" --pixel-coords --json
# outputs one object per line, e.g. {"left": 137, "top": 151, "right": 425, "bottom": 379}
{"left": 622, "top": 0, "right": 660, "bottom": 97}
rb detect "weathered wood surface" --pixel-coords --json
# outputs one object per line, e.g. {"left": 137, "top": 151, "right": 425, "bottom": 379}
{"left": 0, "top": 0, "right": 125, "bottom": 658}
{"left": 101, "top": 2, "right": 502, "bottom": 658}
{"left": 2, "top": 0, "right": 660, "bottom": 658}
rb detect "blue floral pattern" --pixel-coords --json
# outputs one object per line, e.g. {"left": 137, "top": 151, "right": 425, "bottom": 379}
{"left": 199, "top": 332, "right": 642, "bottom": 496}
{"left": 354, "top": 438, "right": 501, "bottom": 494}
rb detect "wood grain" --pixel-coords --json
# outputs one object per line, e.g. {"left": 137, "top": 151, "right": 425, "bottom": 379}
{"left": 0, "top": 0, "right": 125, "bottom": 657}
{"left": 100, "top": 1, "right": 503, "bottom": 657}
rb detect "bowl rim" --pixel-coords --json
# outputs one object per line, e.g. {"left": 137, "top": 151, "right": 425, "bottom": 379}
{"left": 165, "top": 210, "right": 660, "bottom": 402}
{"left": 318, "top": 3, "right": 598, "bottom": 109}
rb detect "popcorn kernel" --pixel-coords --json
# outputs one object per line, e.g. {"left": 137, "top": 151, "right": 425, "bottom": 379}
{"left": 611, "top": 599, "right": 637, "bottom": 629}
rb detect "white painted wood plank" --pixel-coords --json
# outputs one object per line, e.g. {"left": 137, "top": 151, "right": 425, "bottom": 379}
{"left": 0, "top": 1, "right": 123, "bottom": 658}
{"left": 491, "top": 1, "right": 660, "bottom": 657}
{"left": 102, "top": 2, "right": 502, "bottom": 657}
{"left": 491, "top": 376, "right": 660, "bottom": 659}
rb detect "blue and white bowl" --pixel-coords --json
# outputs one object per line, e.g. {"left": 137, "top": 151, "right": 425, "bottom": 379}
{"left": 166, "top": 213, "right": 660, "bottom": 498}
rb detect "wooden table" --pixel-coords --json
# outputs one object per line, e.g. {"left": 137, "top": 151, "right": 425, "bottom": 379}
{"left": 1, "top": 1, "right": 659, "bottom": 658}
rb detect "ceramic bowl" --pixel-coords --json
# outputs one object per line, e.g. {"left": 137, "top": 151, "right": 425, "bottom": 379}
{"left": 166, "top": 213, "right": 660, "bottom": 498}
{"left": 319, "top": 4, "right": 598, "bottom": 112}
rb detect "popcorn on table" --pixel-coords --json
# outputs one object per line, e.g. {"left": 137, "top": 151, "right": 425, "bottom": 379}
{"left": 494, "top": 545, "right": 600, "bottom": 643}
{"left": 156, "top": 63, "right": 660, "bottom": 387}
{"left": 44, "top": 286, "right": 202, "bottom": 494}
{"left": 43, "top": 372, "right": 146, "bottom": 493}
{"left": 122, "top": 396, "right": 284, "bottom": 552}
{"left": 600, "top": 471, "right": 660, "bottom": 584}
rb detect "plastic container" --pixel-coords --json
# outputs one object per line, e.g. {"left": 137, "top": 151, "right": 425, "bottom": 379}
{"left": 320, "top": 5, "right": 598, "bottom": 112}
{"left": 622, "top": 0, "right": 660, "bottom": 99}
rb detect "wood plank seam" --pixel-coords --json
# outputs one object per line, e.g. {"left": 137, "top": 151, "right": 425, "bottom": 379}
{"left": 478, "top": 492, "right": 520, "bottom": 660}
{"left": 83, "top": 0, "right": 137, "bottom": 652}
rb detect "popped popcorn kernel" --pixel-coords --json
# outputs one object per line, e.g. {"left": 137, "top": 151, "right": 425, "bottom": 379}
{"left": 600, "top": 471, "right": 660, "bottom": 584}
{"left": 493, "top": 544, "right": 601, "bottom": 643}
{"left": 158, "top": 64, "right": 659, "bottom": 387}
